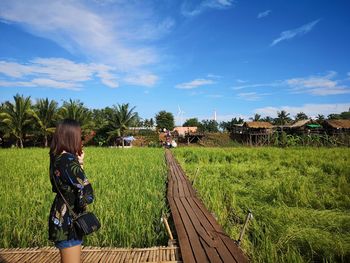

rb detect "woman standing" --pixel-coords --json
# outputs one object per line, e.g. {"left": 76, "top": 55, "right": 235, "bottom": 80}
{"left": 49, "top": 119, "right": 94, "bottom": 263}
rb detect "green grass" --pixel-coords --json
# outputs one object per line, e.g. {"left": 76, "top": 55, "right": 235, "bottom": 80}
{"left": 0, "top": 147, "right": 169, "bottom": 248}
{"left": 174, "top": 147, "right": 350, "bottom": 263}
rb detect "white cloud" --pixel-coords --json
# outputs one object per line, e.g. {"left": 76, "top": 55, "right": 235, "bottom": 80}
{"left": 236, "top": 79, "right": 248, "bottom": 83}
{"left": 207, "top": 74, "right": 222, "bottom": 79}
{"left": 0, "top": 79, "right": 81, "bottom": 91}
{"left": 0, "top": 0, "right": 170, "bottom": 75}
{"left": 286, "top": 71, "right": 350, "bottom": 95}
{"left": 0, "top": 58, "right": 119, "bottom": 89}
{"left": 255, "top": 103, "right": 350, "bottom": 118}
{"left": 176, "top": 78, "right": 215, "bottom": 89}
{"left": 232, "top": 71, "right": 350, "bottom": 96}
{"left": 232, "top": 82, "right": 280, "bottom": 90}
{"left": 181, "top": 0, "right": 235, "bottom": 17}
{"left": 271, "top": 19, "right": 320, "bottom": 46}
{"left": 124, "top": 73, "right": 158, "bottom": 87}
{"left": 31, "top": 78, "right": 82, "bottom": 90}
{"left": 237, "top": 92, "right": 263, "bottom": 101}
{"left": 257, "top": 10, "right": 271, "bottom": 19}
{"left": 0, "top": 80, "right": 35, "bottom": 88}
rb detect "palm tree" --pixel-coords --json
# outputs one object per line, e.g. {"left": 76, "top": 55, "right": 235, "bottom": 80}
{"left": 107, "top": 103, "right": 137, "bottom": 147}
{"left": 294, "top": 112, "right": 308, "bottom": 121}
{"left": 261, "top": 116, "right": 274, "bottom": 123}
{"left": 0, "top": 94, "right": 34, "bottom": 148}
{"left": 275, "top": 110, "right": 291, "bottom": 125}
{"left": 250, "top": 113, "right": 261, "bottom": 121}
{"left": 33, "top": 98, "right": 58, "bottom": 147}
{"left": 316, "top": 114, "right": 325, "bottom": 122}
{"left": 58, "top": 99, "right": 93, "bottom": 135}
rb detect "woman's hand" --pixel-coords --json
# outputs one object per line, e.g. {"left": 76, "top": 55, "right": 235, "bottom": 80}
{"left": 77, "top": 150, "right": 85, "bottom": 168}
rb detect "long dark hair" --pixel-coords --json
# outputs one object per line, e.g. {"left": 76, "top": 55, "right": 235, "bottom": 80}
{"left": 50, "top": 119, "right": 83, "bottom": 157}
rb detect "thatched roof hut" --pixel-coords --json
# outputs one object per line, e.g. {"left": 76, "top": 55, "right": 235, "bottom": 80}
{"left": 325, "top": 119, "right": 350, "bottom": 129}
{"left": 289, "top": 119, "right": 310, "bottom": 128}
{"left": 243, "top": 121, "right": 273, "bottom": 129}
{"left": 287, "top": 119, "right": 322, "bottom": 134}
{"left": 232, "top": 121, "right": 274, "bottom": 145}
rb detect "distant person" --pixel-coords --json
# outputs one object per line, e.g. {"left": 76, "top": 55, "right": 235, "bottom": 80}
{"left": 171, "top": 140, "right": 177, "bottom": 148}
{"left": 49, "top": 119, "right": 95, "bottom": 263}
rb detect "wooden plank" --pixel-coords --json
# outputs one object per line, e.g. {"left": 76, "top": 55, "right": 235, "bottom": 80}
{"left": 185, "top": 197, "right": 239, "bottom": 263}
{"left": 103, "top": 251, "right": 116, "bottom": 263}
{"left": 219, "top": 235, "right": 249, "bottom": 263}
{"left": 135, "top": 251, "right": 142, "bottom": 263}
{"left": 130, "top": 250, "right": 136, "bottom": 263}
{"left": 150, "top": 249, "right": 155, "bottom": 262}
{"left": 29, "top": 250, "right": 50, "bottom": 262}
{"left": 89, "top": 251, "right": 103, "bottom": 262}
{"left": 173, "top": 197, "right": 209, "bottom": 263}
{"left": 143, "top": 250, "right": 150, "bottom": 262}
{"left": 199, "top": 237, "right": 223, "bottom": 263}
{"left": 168, "top": 171, "right": 174, "bottom": 198}
{"left": 119, "top": 251, "right": 128, "bottom": 263}
{"left": 180, "top": 197, "right": 236, "bottom": 263}
{"left": 155, "top": 247, "right": 159, "bottom": 262}
{"left": 180, "top": 197, "right": 219, "bottom": 248}
{"left": 42, "top": 251, "right": 59, "bottom": 263}
{"left": 192, "top": 196, "right": 247, "bottom": 262}
{"left": 175, "top": 169, "right": 185, "bottom": 198}
{"left": 97, "top": 251, "right": 110, "bottom": 263}
{"left": 0, "top": 247, "right": 182, "bottom": 263}
{"left": 173, "top": 164, "right": 191, "bottom": 197}
{"left": 170, "top": 246, "right": 175, "bottom": 261}
{"left": 172, "top": 166, "right": 180, "bottom": 198}
{"left": 168, "top": 198, "right": 196, "bottom": 263}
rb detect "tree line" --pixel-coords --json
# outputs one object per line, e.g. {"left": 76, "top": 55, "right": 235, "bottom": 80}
{"left": 0, "top": 94, "right": 349, "bottom": 148}
{"left": 182, "top": 109, "right": 350, "bottom": 133}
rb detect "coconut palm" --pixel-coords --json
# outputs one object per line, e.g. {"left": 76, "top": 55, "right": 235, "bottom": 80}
{"left": 33, "top": 98, "right": 58, "bottom": 147}
{"left": 107, "top": 103, "right": 137, "bottom": 147}
{"left": 250, "top": 113, "right": 261, "bottom": 121}
{"left": 58, "top": 99, "right": 94, "bottom": 134}
{"left": 275, "top": 110, "right": 291, "bottom": 125}
{"left": 316, "top": 114, "right": 325, "bottom": 122}
{"left": 0, "top": 94, "right": 34, "bottom": 148}
{"left": 294, "top": 112, "right": 308, "bottom": 121}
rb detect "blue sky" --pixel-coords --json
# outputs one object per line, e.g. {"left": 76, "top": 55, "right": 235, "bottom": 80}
{"left": 0, "top": 0, "right": 349, "bottom": 124}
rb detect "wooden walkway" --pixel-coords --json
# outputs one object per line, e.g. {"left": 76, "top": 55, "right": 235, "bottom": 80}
{"left": 165, "top": 150, "right": 248, "bottom": 263}
{"left": 0, "top": 246, "right": 181, "bottom": 263}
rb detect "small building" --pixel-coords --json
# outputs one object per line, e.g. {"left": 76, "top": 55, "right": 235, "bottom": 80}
{"left": 243, "top": 121, "right": 274, "bottom": 132}
{"left": 288, "top": 119, "right": 323, "bottom": 135}
{"left": 113, "top": 136, "right": 135, "bottom": 148}
{"left": 232, "top": 121, "right": 274, "bottom": 146}
{"left": 173, "top": 126, "right": 205, "bottom": 145}
{"left": 173, "top": 127, "right": 198, "bottom": 137}
{"left": 230, "top": 123, "right": 244, "bottom": 134}
{"left": 323, "top": 119, "right": 350, "bottom": 135}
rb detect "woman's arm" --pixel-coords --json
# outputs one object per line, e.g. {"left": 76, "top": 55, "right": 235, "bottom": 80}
{"left": 64, "top": 155, "right": 94, "bottom": 208}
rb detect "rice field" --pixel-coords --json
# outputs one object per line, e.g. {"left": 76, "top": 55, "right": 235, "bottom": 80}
{"left": 174, "top": 147, "right": 350, "bottom": 263}
{"left": 0, "top": 147, "right": 169, "bottom": 248}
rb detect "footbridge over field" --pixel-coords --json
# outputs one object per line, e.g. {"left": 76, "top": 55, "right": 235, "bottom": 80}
{"left": 165, "top": 150, "right": 248, "bottom": 263}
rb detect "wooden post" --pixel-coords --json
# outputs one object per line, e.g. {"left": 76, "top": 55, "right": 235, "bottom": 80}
{"left": 237, "top": 210, "right": 253, "bottom": 246}
{"left": 162, "top": 215, "right": 176, "bottom": 247}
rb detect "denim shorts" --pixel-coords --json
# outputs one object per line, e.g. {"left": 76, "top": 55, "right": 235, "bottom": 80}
{"left": 55, "top": 239, "right": 83, "bottom": 249}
